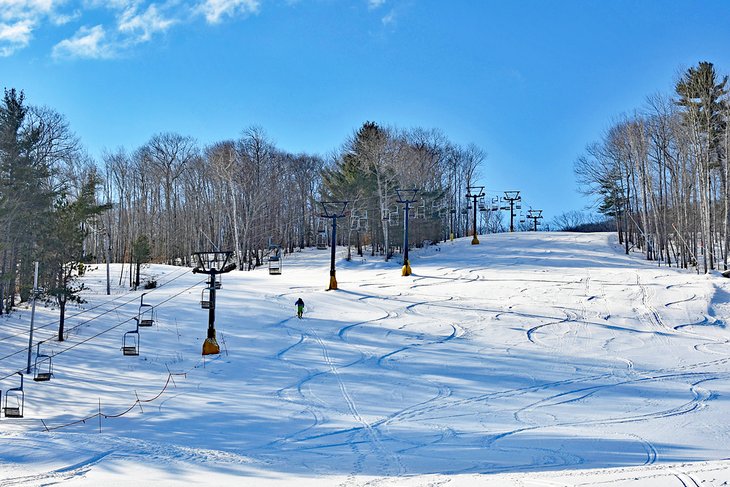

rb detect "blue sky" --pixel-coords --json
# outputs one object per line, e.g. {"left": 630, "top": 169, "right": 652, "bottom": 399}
{"left": 2, "top": 0, "right": 730, "bottom": 221}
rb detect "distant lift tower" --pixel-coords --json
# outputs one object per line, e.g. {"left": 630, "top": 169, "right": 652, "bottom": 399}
{"left": 466, "top": 186, "right": 485, "bottom": 244}
{"left": 192, "top": 251, "right": 237, "bottom": 355}
{"left": 395, "top": 188, "right": 418, "bottom": 276}
{"left": 502, "top": 191, "right": 522, "bottom": 232}
{"left": 527, "top": 209, "right": 543, "bottom": 231}
{"left": 320, "top": 201, "right": 349, "bottom": 290}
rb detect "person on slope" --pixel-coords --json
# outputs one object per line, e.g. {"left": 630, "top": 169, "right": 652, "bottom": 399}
{"left": 295, "top": 297, "right": 305, "bottom": 319}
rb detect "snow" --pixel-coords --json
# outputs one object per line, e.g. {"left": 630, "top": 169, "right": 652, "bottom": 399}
{"left": 1, "top": 231, "right": 730, "bottom": 486}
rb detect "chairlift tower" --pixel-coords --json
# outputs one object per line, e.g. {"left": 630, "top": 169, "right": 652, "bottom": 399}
{"left": 320, "top": 201, "right": 348, "bottom": 290}
{"left": 466, "top": 186, "right": 485, "bottom": 244}
{"left": 502, "top": 191, "right": 522, "bottom": 233}
{"left": 26, "top": 262, "right": 39, "bottom": 374}
{"left": 395, "top": 188, "right": 418, "bottom": 276}
{"left": 192, "top": 251, "right": 237, "bottom": 355}
{"left": 527, "top": 209, "right": 543, "bottom": 231}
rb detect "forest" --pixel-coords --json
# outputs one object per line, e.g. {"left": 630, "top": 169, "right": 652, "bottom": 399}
{"left": 0, "top": 88, "right": 493, "bottom": 324}
{"left": 576, "top": 61, "right": 730, "bottom": 274}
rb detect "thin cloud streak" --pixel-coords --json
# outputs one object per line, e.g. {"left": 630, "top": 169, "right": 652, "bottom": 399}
{"left": 52, "top": 24, "right": 112, "bottom": 59}
{"left": 118, "top": 3, "right": 176, "bottom": 43}
{"left": 195, "top": 0, "right": 260, "bottom": 24}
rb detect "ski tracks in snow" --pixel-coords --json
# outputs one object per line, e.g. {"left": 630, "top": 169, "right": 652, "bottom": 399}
{"left": 309, "top": 326, "right": 406, "bottom": 480}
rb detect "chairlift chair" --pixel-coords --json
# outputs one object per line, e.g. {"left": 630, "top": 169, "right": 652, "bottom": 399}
{"left": 137, "top": 293, "right": 155, "bottom": 327}
{"left": 315, "top": 219, "right": 328, "bottom": 249}
{"left": 388, "top": 212, "right": 400, "bottom": 227}
{"left": 269, "top": 246, "right": 282, "bottom": 275}
{"left": 316, "top": 230, "right": 327, "bottom": 250}
{"left": 122, "top": 327, "right": 140, "bottom": 356}
{"left": 201, "top": 288, "right": 212, "bottom": 309}
{"left": 33, "top": 343, "right": 52, "bottom": 382}
{"left": 3, "top": 373, "right": 24, "bottom": 418}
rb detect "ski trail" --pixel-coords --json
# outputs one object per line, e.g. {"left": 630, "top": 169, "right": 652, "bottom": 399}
{"left": 0, "top": 450, "right": 115, "bottom": 486}
{"left": 309, "top": 327, "right": 405, "bottom": 477}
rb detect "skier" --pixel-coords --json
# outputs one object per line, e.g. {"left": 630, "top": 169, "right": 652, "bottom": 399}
{"left": 295, "top": 297, "right": 305, "bottom": 319}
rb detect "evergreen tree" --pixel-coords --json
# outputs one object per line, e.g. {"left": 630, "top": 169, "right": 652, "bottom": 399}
{"left": 675, "top": 62, "right": 728, "bottom": 272}
{"left": 132, "top": 235, "right": 151, "bottom": 290}
{"left": 0, "top": 88, "right": 55, "bottom": 312}
{"left": 42, "top": 176, "right": 110, "bottom": 341}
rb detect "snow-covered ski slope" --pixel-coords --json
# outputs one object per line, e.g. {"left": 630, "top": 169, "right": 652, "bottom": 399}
{"left": 1, "top": 231, "right": 730, "bottom": 486}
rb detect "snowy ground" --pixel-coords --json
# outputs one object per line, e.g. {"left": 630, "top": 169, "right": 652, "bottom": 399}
{"left": 1, "top": 231, "right": 730, "bottom": 486}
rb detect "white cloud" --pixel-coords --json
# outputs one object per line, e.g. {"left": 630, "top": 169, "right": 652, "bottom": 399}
{"left": 118, "top": 3, "right": 175, "bottom": 42}
{"left": 82, "top": 0, "right": 139, "bottom": 9}
{"left": 0, "top": 19, "right": 33, "bottom": 43}
{"left": 51, "top": 9, "right": 81, "bottom": 25}
{"left": 0, "top": 19, "right": 34, "bottom": 56}
{"left": 0, "top": 0, "right": 66, "bottom": 54}
{"left": 0, "top": 0, "right": 58, "bottom": 21}
{"left": 52, "top": 24, "right": 113, "bottom": 59}
{"left": 368, "top": 0, "right": 385, "bottom": 9}
{"left": 3, "top": 0, "right": 265, "bottom": 59}
{"left": 196, "top": 0, "right": 260, "bottom": 24}
{"left": 51, "top": 2, "right": 177, "bottom": 59}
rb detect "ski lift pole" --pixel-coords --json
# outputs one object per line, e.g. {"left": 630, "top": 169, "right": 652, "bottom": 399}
{"left": 404, "top": 201, "right": 411, "bottom": 273}
{"left": 320, "top": 201, "right": 348, "bottom": 291}
{"left": 329, "top": 216, "right": 337, "bottom": 289}
{"left": 105, "top": 232, "right": 111, "bottom": 295}
{"left": 192, "top": 251, "right": 236, "bottom": 356}
{"left": 396, "top": 188, "right": 418, "bottom": 276}
{"left": 26, "top": 262, "right": 39, "bottom": 374}
{"left": 466, "top": 186, "right": 484, "bottom": 244}
{"left": 503, "top": 191, "right": 521, "bottom": 233}
{"left": 206, "top": 268, "right": 217, "bottom": 352}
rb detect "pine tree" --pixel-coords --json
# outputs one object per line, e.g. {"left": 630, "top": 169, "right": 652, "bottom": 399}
{"left": 42, "top": 176, "right": 110, "bottom": 341}
{"left": 675, "top": 62, "right": 728, "bottom": 272}
{"left": 0, "top": 88, "right": 55, "bottom": 312}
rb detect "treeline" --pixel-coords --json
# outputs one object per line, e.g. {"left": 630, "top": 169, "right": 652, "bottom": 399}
{"left": 97, "top": 122, "right": 488, "bottom": 270}
{"left": 1, "top": 88, "right": 491, "bottom": 318}
{"left": 575, "top": 61, "right": 730, "bottom": 273}
{"left": 0, "top": 89, "right": 108, "bottom": 337}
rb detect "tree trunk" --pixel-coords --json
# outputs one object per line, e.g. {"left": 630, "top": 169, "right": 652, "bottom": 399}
{"left": 58, "top": 299, "right": 66, "bottom": 342}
